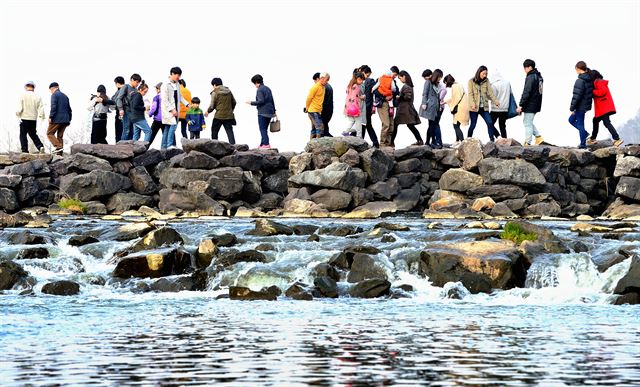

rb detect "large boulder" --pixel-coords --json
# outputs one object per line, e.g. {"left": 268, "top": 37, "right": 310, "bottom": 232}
{"left": 247, "top": 219, "right": 294, "bottom": 236}
{"left": 393, "top": 184, "right": 421, "bottom": 211}
{"left": 614, "top": 156, "right": 640, "bottom": 177}
{"left": 615, "top": 177, "right": 640, "bottom": 202}
{"left": 220, "top": 151, "right": 264, "bottom": 171}
{"left": 60, "top": 170, "right": 132, "bottom": 201}
{"left": 42, "top": 280, "right": 80, "bottom": 296}
{"left": 0, "top": 260, "right": 28, "bottom": 290}
{"left": 394, "top": 146, "right": 433, "bottom": 161}
{"left": 466, "top": 184, "right": 526, "bottom": 201}
{"left": 70, "top": 143, "right": 135, "bottom": 160}
{"left": 360, "top": 148, "right": 395, "bottom": 183}
{"left": 106, "top": 193, "right": 154, "bottom": 213}
{"left": 262, "top": 170, "right": 290, "bottom": 194}
{"left": 310, "top": 189, "right": 352, "bottom": 211}
{"left": 128, "top": 227, "right": 184, "bottom": 254}
{"left": 160, "top": 167, "right": 244, "bottom": 199}
{"left": 180, "top": 150, "right": 220, "bottom": 169}
{"left": 343, "top": 201, "right": 397, "bottom": 219}
{"left": 368, "top": 178, "right": 400, "bottom": 200}
{"left": 614, "top": 255, "right": 640, "bottom": 295}
{"left": 419, "top": 240, "right": 526, "bottom": 293}
{"left": 439, "top": 169, "right": 484, "bottom": 192}
{"left": 346, "top": 253, "right": 388, "bottom": 283}
{"left": 113, "top": 247, "right": 193, "bottom": 278}
{"left": 288, "top": 153, "right": 314, "bottom": 175}
{"left": 349, "top": 279, "right": 391, "bottom": 298}
{"left": 0, "top": 175, "right": 22, "bottom": 188}
{"left": 158, "top": 189, "right": 226, "bottom": 215}
{"left": 304, "top": 137, "right": 370, "bottom": 156}
{"left": 478, "top": 158, "right": 546, "bottom": 187}
{"left": 132, "top": 148, "right": 164, "bottom": 167}
{"left": 128, "top": 166, "right": 158, "bottom": 195}
{"left": 7, "top": 159, "right": 50, "bottom": 176}
{"left": 180, "top": 138, "right": 235, "bottom": 158}
{"left": 289, "top": 162, "right": 364, "bottom": 191}
{"left": 602, "top": 198, "right": 640, "bottom": 219}
{"left": 65, "top": 153, "right": 112, "bottom": 173}
{"left": 456, "top": 138, "right": 484, "bottom": 170}
{"left": 0, "top": 188, "right": 20, "bottom": 212}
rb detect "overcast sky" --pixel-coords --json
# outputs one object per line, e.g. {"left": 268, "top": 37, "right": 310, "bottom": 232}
{"left": 1, "top": 0, "right": 638, "bottom": 152}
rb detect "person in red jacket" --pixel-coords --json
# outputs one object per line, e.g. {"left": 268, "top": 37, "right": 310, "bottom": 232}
{"left": 587, "top": 70, "right": 623, "bottom": 147}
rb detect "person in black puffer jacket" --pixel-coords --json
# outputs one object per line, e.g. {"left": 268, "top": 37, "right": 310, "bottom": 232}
{"left": 517, "top": 59, "right": 544, "bottom": 146}
{"left": 569, "top": 60, "right": 594, "bottom": 149}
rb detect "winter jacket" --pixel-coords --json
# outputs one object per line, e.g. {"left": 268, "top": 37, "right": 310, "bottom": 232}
{"left": 179, "top": 86, "right": 192, "bottom": 119}
{"left": 250, "top": 84, "right": 276, "bottom": 117}
{"left": 128, "top": 91, "right": 146, "bottom": 123}
{"left": 149, "top": 94, "right": 162, "bottom": 121}
{"left": 160, "top": 79, "right": 180, "bottom": 125}
{"left": 419, "top": 82, "right": 439, "bottom": 121}
{"left": 490, "top": 71, "right": 511, "bottom": 113}
{"left": 16, "top": 91, "right": 45, "bottom": 120}
{"left": 344, "top": 84, "right": 362, "bottom": 117}
{"left": 378, "top": 74, "right": 394, "bottom": 97}
{"left": 88, "top": 96, "right": 112, "bottom": 121}
{"left": 116, "top": 84, "right": 137, "bottom": 113}
{"left": 445, "top": 83, "right": 470, "bottom": 126}
{"left": 468, "top": 78, "right": 498, "bottom": 112}
{"left": 186, "top": 107, "right": 206, "bottom": 132}
{"left": 592, "top": 79, "right": 616, "bottom": 118}
{"left": 306, "top": 82, "right": 325, "bottom": 113}
{"left": 363, "top": 78, "right": 375, "bottom": 112}
{"left": 519, "top": 69, "right": 543, "bottom": 113}
{"left": 322, "top": 83, "right": 334, "bottom": 120}
{"left": 207, "top": 85, "right": 237, "bottom": 120}
{"left": 49, "top": 90, "right": 72, "bottom": 124}
{"left": 395, "top": 84, "right": 421, "bottom": 125}
{"left": 570, "top": 72, "right": 593, "bottom": 112}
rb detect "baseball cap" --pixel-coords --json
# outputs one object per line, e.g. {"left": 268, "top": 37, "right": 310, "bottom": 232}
{"left": 25, "top": 81, "right": 35, "bottom": 87}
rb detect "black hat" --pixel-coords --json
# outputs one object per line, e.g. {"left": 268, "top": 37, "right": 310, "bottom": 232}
{"left": 211, "top": 77, "right": 223, "bottom": 86}
{"left": 49, "top": 82, "right": 59, "bottom": 88}
{"left": 97, "top": 85, "right": 106, "bottom": 93}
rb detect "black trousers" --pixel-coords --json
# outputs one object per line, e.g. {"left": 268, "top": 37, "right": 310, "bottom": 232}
{"left": 321, "top": 113, "right": 332, "bottom": 137}
{"left": 361, "top": 109, "right": 379, "bottom": 147}
{"left": 211, "top": 119, "right": 236, "bottom": 144}
{"left": 453, "top": 122, "right": 464, "bottom": 142}
{"left": 180, "top": 119, "right": 188, "bottom": 138}
{"left": 91, "top": 119, "right": 108, "bottom": 144}
{"left": 149, "top": 120, "right": 164, "bottom": 145}
{"left": 490, "top": 111, "right": 508, "bottom": 138}
{"left": 114, "top": 116, "right": 123, "bottom": 142}
{"left": 189, "top": 131, "right": 201, "bottom": 139}
{"left": 592, "top": 113, "right": 620, "bottom": 141}
{"left": 19, "top": 120, "right": 44, "bottom": 152}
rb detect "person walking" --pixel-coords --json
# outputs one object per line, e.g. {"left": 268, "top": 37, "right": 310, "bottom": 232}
{"left": 321, "top": 74, "right": 334, "bottom": 137}
{"left": 112, "top": 76, "right": 125, "bottom": 142}
{"left": 359, "top": 65, "right": 380, "bottom": 147}
{"left": 516, "top": 59, "right": 544, "bottom": 146}
{"left": 16, "top": 81, "right": 45, "bottom": 153}
{"left": 467, "top": 65, "right": 500, "bottom": 142}
{"left": 569, "top": 61, "right": 594, "bottom": 149}
{"left": 88, "top": 85, "right": 113, "bottom": 144}
{"left": 489, "top": 70, "right": 511, "bottom": 139}
{"left": 390, "top": 70, "right": 422, "bottom": 146}
{"left": 246, "top": 74, "right": 276, "bottom": 149}
{"left": 47, "top": 82, "right": 71, "bottom": 155}
{"left": 130, "top": 81, "right": 152, "bottom": 142}
{"left": 420, "top": 69, "right": 443, "bottom": 148}
{"left": 115, "top": 73, "right": 142, "bottom": 141}
{"left": 343, "top": 71, "right": 365, "bottom": 137}
{"left": 443, "top": 74, "right": 469, "bottom": 146}
{"left": 587, "top": 70, "right": 623, "bottom": 147}
{"left": 160, "top": 67, "right": 183, "bottom": 149}
{"left": 306, "top": 72, "right": 326, "bottom": 140}
{"left": 178, "top": 79, "right": 192, "bottom": 139}
{"left": 374, "top": 68, "right": 398, "bottom": 147}
{"left": 206, "top": 77, "right": 237, "bottom": 144}
{"left": 148, "top": 82, "right": 163, "bottom": 146}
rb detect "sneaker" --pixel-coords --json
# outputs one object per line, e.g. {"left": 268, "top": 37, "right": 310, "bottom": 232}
{"left": 259, "top": 144, "right": 271, "bottom": 149}
{"left": 534, "top": 136, "right": 544, "bottom": 145}
{"left": 613, "top": 139, "right": 623, "bottom": 147}
{"left": 578, "top": 144, "right": 587, "bottom": 150}
{"left": 341, "top": 130, "right": 354, "bottom": 137}
{"left": 586, "top": 138, "right": 597, "bottom": 145}
{"left": 39, "top": 147, "right": 45, "bottom": 154}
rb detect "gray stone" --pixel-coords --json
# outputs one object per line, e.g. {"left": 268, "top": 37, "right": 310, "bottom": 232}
{"left": 289, "top": 162, "right": 363, "bottom": 191}
{"left": 7, "top": 159, "right": 50, "bottom": 176}
{"left": 360, "top": 148, "right": 395, "bottom": 183}
{"left": 128, "top": 166, "right": 158, "bottom": 195}
{"left": 289, "top": 153, "right": 314, "bottom": 175}
{"left": 339, "top": 148, "right": 360, "bottom": 167}
{"left": 310, "top": 189, "right": 352, "bottom": 211}
{"left": 616, "top": 177, "right": 640, "bottom": 202}
{"left": 158, "top": 189, "right": 226, "bottom": 215}
{"left": 112, "top": 160, "right": 133, "bottom": 175}
{"left": 262, "top": 169, "right": 290, "bottom": 194}
{"left": 106, "top": 193, "right": 154, "bottom": 213}
{"left": 16, "top": 176, "right": 39, "bottom": 202}
{"left": 65, "top": 153, "right": 112, "bottom": 173}
{"left": 254, "top": 193, "right": 283, "bottom": 211}
{"left": 439, "top": 168, "right": 484, "bottom": 192}
{"left": 132, "top": 149, "right": 164, "bottom": 167}
{"left": 394, "top": 145, "right": 433, "bottom": 161}
{"left": 393, "top": 158, "right": 422, "bottom": 174}
{"left": 70, "top": 143, "right": 135, "bottom": 160}
{"left": 351, "top": 187, "right": 374, "bottom": 207}
{"left": 456, "top": 138, "right": 483, "bottom": 170}
{"left": 0, "top": 175, "right": 22, "bottom": 188}
{"left": 160, "top": 167, "right": 244, "bottom": 199}
{"left": 490, "top": 202, "right": 517, "bottom": 217}
{"left": 467, "top": 184, "right": 525, "bottom": 201}
{"left": 60, "top": 170, "right": 132, "bottom": 201}
{"left": 313, "top": 276, "right": 339, "bottom": 298}
{"left": 180, "top": 150, "right": 220, "bottom": 169}
{"left": 347, "top": 254, "right": 388, "bottom": 283}
{"left": 368, "top": 178, "right": 400, "bottom": 200}
{"left": 478, "top": 158, "right": 546, "bottom": 187}
{"left": 181, "top": 138, "right": 235, "bottom": 158}
{"left": 393, "top": 184, "right": 421, "bottom": 211}
{"left": 220, "top": 151, "right": 264, "bottom": 171}
{"left": 247, "top": 219, "right": 294, "bottom": 236}
{"left": 349, "top": 279, "right": 391, "bottom": 298}
{"left": 305, "top": 137, "right": 370, "bottom": 156}
{"left": 0, "top": 188, "right": 20, "bottom": 212}
{"left": 215, "top": 249, "right": 268, "bottom": 268}
{"left": 614, "top": 156, "right": 640, "bottom": 177}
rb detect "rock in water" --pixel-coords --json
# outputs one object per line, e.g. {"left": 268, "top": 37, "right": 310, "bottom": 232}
{"left": 42, "top": 280, "right": 80, "bottom": 296}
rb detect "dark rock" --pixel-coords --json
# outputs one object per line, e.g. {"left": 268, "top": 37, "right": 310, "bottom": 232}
{"left": 572, "top": 241, "right": 590, "bottom": 253}
{"left": 0, "top": 188, "right": 20, "bottom": 212}
{"left": 394, "top": 173, "right": 420, "bottom": 189}
{"left": 524, "top": 200, "right": 562, "bottom": 217}
{"left": 16, "top": 247, "right": 49, "bottom": 259}
{"left": 0, "top": 175, "right": 22, "bottom": 188}
{"left": 150, "top": 271, "right": 208, "bottom": 292}
{"left": 313, "top": 276, "right": 339, "bottom": 298}
{"left": 129, "top": 227, "right": 184, "bottom": 254}
{"left": 262, "top": 170, "right": 290, "bottom": 194}
{"left": 310, "top": 189, "right": 352, "bottom": 211}
{"left": 100, "top": 222, "right": 155, "bottom": 242}
{"left": 318, "top": 225, "right": 363, "bottom": 237}
{"left": 180, "top": 150, "right": 220, "bottom": 169}
{"left": 42, "top": 280, "right": 80, "bottom": 296}
{"left": 393, "top": 158, "right": 422, "bottom": 174}
{"left": 132, "top": 149, "right": 164, "bottom": 167}
{"left": 8, "top": 231, "right": 51, "bottom": 245}
{"left": 307, "top": 234, "right": 320, "bottom": 242}
{"left": 285, "top": 282, "right": 313, "bottom": 300}
{"left": 220, "top": 151, "right": 264, "bottom": 171}
{"left": 261, "top": 153, "right": 289, "bottom": 172}
{"left": 255, "top": 243, "right": 275, "bottom": 252}
{"left": 360, "top": 148, "right": 395, "bottom": 183}
{"left": 482, "top": 142, "right": 499, "bottom": 157}
{"left": 375, "top": 222, "right": 410, "bottom": 231}
{"left": 478, "top": 158, "right": 546, "bottom": 187}
{"left": 70, "top": 143, "right": 135, "bottom": 160}
{"left": 579, "top": 164, "right": 607, "bottom": 179}
{"left": 540, "top": 162, "right": 560, "bottom": 183}
{"left": 106, "top": 193, "right": 154, "bottom": 214}
{"left": 349, "top": 279, "right": 391, "bottom": 298}
{"left": 434, "top": 148, "right": 461, "bottom": 167}
{"left": 229, "top": 285, "right": 279, "bottom": 301}
{"left": 210, "top": 233, "right": 238, "bottom": 247}
{"left": 160, "top": 167, "right": 244, "bottom": 199}
{"left": 241, "top": 171, "right": 263, "bottom": 203}
{"left": 112, "top": 160, "right": 133, "bottom": 175}
{"left": 292, "top": 224, "right": 319, "bottom": 235}
{"left": 313, "top": 263, "right": 340, "bottom": 281}
{"left": 16, "top": 176, "right": 39, "bottom": 202}
{"left": 394, "top": 145, "right": 433, "bottom": 161}
{"left": 69, "top": 235, "right": 99, "bottom": 247}
{"left": 467, "top": 185, "right": 526, "bottom": 201}
{"left": 304, "top": 137, "right": 370, "bottom": 156}
{"left": 113, "top": 247, "right": 193, "bottom": 278}
{"left": 614, "top": 255, "right": 640, "bottom": 295}
{"left": 214, "top": 249, "right": 267, "bottom": 268}
{"left": 394, "top": 184, "right": 422, "bottom": 211}
{"left": 84, "top": 201, "right": 107, "bottom": 215}
{"left": 24, "top": 189, "right": 55, "bottom": 207}
{"left": 158, "top": 189, "right": 226, "bottom": 215}
{"left": 613, "top": 292, "right": 640, "bottom": 305}
{"left": 351, "top": 187, "right": 374, "bottom": 207}
{"left": 509, "top": 220, "right": 569, "bottom": 254}
{"left": 247, "top": 219, "right": 294, "bottom": 236}
{"left": 441, "top": 282, "right": 471, "bottom": 300}
{"left": 128, "top": 166, "right": 158, "bottom": 195}
{"left": 8, "top": 159, "right": 50, "bottom": 176}
{"left": 381, "top": 235, "right": 396, "bottom": 243}
{"left": 160, "top": 147, "right": 185, "bottom": 160}
{"left": 181, "top": 138, "right": 235, "bottom": 158}
{"left": 0, "top": 260, "right": 28, "bottom": 290}
{"left": 65, "top": 153, "right": 112, "bottom": 173}
{"left": 254, "top": 193, "right": 283, "bottom": 210}
{"left": 368, "top": 178, "right": 400, "bottom": 200}
{"left": 347, "top": 254, "right": 388, "bottom": 283}
{"left": 60, "top": 170, "right": 132, "bottom": 201}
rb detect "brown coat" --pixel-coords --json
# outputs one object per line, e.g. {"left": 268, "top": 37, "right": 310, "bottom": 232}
{"left": 467, "top": 78, "right": 499, "bottom": 112}
{"left": 395, "top": 84, "right": 421, "bottom": 125}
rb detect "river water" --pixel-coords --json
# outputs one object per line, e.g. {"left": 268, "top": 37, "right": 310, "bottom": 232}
{"left": 1, "top": 217, "right": 639, "bottom": 386}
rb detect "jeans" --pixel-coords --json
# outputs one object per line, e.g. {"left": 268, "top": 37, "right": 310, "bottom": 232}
{"left": 258, "top": 115, "right": 271, "bottom": 146}
{"left": 121, "top": 112, "right": 132, "bottom": 141}
{"left": 568, "top": 110, "right": 588, "bottom": 147}
{"left": 490, "top": 111, "right": 508, "bottom": 138}
{"left": 592, "top": 113, "right": 619, "bottom": 141}
{"left": 211, "top": 119, "right": 236, "bottom": 144}
{"left": 427, "top": 120, "right": 442, "bottom": 148}
{"left": 468, "top": 108, "right": 499, "bottom": 141}
{"left": 91, "top": 119, "right": 108, "bottom": 144}
{"left": 161, "top": 124, "right": 177, "bottom": 149}
{"left": 132, "top": 119, "right": 152, "bottom": 142}
{"left": 308, "top": 112, "right": 324, "bottom": 138}
{"left": 523, "top": 113, "right": 541, "bottom": 145}
{"left": 19, "top": 119, "right": 44, "bottom": 152}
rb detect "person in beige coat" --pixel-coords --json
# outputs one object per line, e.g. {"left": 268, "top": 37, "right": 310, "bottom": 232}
{"left": 467, "top": 65, "right": 501, "bottom": 142}
{"left": 16, "top": 81, "right": 45, "bottom": 153}
{"left": 443, "top": 74, "right": 469, "bottom": 144}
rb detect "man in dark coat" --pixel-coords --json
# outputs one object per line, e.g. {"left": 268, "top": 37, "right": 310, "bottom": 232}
{"left": 47, "top": 82, "right": 71, "bottom": 154}
{"left": 321, "top": 75, "right": 333, "bottom": 137}
{"left": 517, "top": 59, "right": 544, "bottom": 146}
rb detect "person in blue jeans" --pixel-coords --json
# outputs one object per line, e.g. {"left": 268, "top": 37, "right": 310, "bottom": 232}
{"left": 160, "top": 67, "right": 183, "bottom": 149}
{"left": 467, "top": 66, "right": 501, "bottom": 142}
{"left": 129, "top": 81, "right": 152, "bottom": 142}
{"left": 246, "top": 74, "right": 276, "bottom": 149}
{"left": 569, "top": 61, "right": 594, "bottom": 149}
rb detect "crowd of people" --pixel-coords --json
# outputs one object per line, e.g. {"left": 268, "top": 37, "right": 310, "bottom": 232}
{"left": 14, "top": 60, "right": 623, "bottom": 155}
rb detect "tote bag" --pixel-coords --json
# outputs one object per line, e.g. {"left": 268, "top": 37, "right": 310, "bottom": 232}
{"left": 507, "top": 92, "right": 518, "bottom": 119}
{"left": 269, "top": 116, "right": 281, "bottom": 132}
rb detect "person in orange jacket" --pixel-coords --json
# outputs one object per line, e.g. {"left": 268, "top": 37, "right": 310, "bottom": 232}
{"left": 179, "top": 79, "right": 192, "bottom": 139}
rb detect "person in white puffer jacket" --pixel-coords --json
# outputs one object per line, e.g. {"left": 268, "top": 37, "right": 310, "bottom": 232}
{"left": 490, "top": 69, "right": 511, "bottom": 139}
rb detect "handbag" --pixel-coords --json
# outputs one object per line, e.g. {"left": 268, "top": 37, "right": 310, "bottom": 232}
{"left": 451, "top": 92, "right": 465, "bottom": 115}
{"left": 269, "top": 116, "right": 281, "bottom": 132}
{"left": 507, "top": 92, "right": 518, "bottom": 119}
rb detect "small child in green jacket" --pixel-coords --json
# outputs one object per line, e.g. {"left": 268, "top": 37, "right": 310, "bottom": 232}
{"left": 186, "top": 97, "right": 206, "bottom": 139}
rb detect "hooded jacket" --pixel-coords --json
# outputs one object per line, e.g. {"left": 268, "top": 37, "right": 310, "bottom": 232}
{"left": 419, "top": 81, "right": 440, "bottom": 121}
{"left": 490, "top": 71, "right": 511, "bottom": 113}
{"left": 592, "top": 79, "right": 616, "bottom": 118}
{"left": 519, "top": 69, "right": 543, "bottom": 113}
{"left": 207, "top": 85, "right": 237, "bottom": 120}
{"left": 570, "top": 72, "right": 593, "bottom": 112}
{"left": 128, "top": 91, "right": 147, "bottom": 123}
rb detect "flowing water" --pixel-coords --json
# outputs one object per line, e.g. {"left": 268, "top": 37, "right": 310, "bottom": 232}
{"left": 1, "top": 217, "right": 639, "bottom": 386}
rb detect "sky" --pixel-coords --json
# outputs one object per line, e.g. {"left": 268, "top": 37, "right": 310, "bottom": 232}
{"left": 1, "top": 0, "right": 639, "bottom": 152}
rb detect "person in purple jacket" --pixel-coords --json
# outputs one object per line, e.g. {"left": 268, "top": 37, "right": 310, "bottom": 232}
{"left": 147, "top": 82, "right": 163, "bottom": 146}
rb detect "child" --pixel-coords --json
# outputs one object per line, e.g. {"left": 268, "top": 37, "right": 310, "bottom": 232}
{"left": 342, "top": 71, "right": 365, "bottom": 137}
{"left": 186, "top": 97, "right": 206, "bottom": 139}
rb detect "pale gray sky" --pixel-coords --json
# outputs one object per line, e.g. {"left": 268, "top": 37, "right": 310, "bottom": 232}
{"left": 1, "top": 0, "right": 638, "bottom": 152}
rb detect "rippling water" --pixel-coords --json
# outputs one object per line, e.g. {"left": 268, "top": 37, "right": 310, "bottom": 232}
{"left": 1, "top": 217, "right": 640, "bottom": 385}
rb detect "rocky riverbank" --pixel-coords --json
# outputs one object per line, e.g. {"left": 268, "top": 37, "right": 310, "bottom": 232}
{"left": 1, "top": 137, "right": 640, "bottom": 222}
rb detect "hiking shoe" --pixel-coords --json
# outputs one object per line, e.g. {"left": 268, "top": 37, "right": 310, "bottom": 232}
{"left": 39, "top": 147, "right": 45, "bottom": 154}
{"left": 534, "top": 136, "right": 544, "bottom": 145}
{"left": 586, "top": 138, "right": 597, "bottom": 145}
{"left": 613, "top": 139, "right": 624, "bottom": 147}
